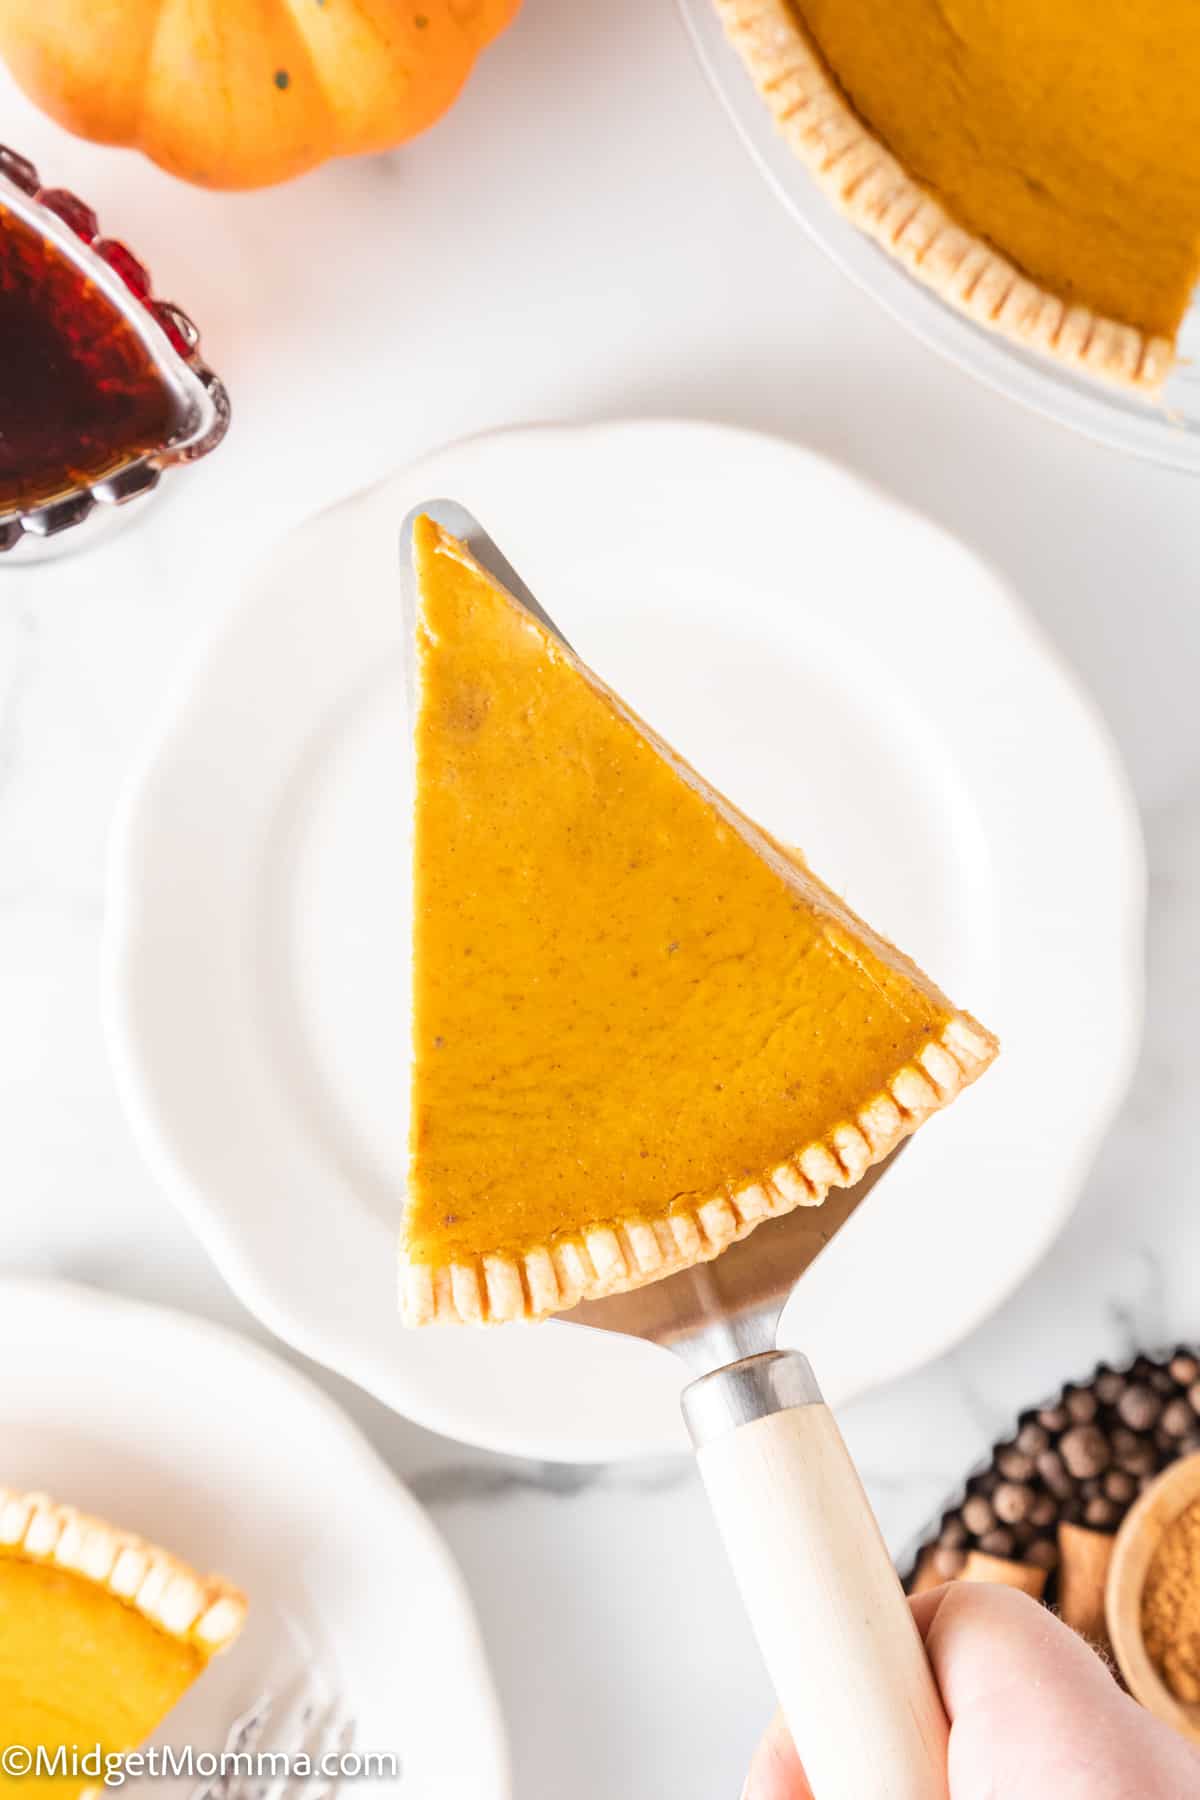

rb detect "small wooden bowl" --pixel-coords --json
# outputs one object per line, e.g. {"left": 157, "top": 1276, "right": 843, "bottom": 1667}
{"left": 1107, "top": 1450, "right": 1200, "bottom": 1742}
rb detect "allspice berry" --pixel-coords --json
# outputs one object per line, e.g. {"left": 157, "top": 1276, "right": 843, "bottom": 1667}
{"left": 1016, "top": 1422, "right": 1051, "bottom": 1457}
{"left": 962, "top": 1494, "right": 996, "bottom": 1536}
{"left": 1112, "top": 1427, "right": 1157, "bottom": 1475}
{"left": 993, "top": 1482, "right": 1033, "bottom": 1525}
{"left": 1060, "top": 1425, "right": 1110, "bottom": 1480}
{"left": 939, "top": 1516, "right": 968, "bottom": 1549}
{"left": 1168, "top": 1354, "right": 1199, "bottom": 1387}
{"left": 996, "top": 1448, "right": 1037, "bottom": 1483}
{"left": 933, "top": 1545, "right": 967, "bottom": 1578}
{"left": 1161, "top": 1399, "right": 1194, "bottom": 1439}
{"left": 1026, "top": 1538, "right": 1060, "bottom": 1572}
{"left": 1096, "top": 1371, "right": 1126, "bottom": 1405}
{"left": 1104, "top": 1469, "right": 1138, "bottom": 1504}
{"left": 978, "top": 1528, "right": 1016, "bottom": 1557}
{"left": 1029, "top": 1494, "right": 1058, "bottom": 1529}
{"left": 1036, "top": 1449, "right": 1074, "bottom": 1498}
{"left": 1066, "top": 1388, "right": 1098, "bottom": 1425}
{"left": 1118, "top": 1385, "right": 1163, "bottom": 1432}
{"left": 1083, "top": 1496, "right": 1118, "bottom": 1529}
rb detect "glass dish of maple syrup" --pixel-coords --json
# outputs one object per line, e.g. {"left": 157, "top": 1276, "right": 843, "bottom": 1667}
{"left": 0, "top": 146, "right": 228, "bottom": 562}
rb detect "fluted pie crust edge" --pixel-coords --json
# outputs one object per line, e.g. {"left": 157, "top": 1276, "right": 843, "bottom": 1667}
{"left": 0, "top": 1487, "right": 247, "bottom": 1652}
{"left": 714, "top": 0, "right": 1175, "bottom": 392}
{"left": 400, "top": 1011, "right": 996, "bottom": 1325}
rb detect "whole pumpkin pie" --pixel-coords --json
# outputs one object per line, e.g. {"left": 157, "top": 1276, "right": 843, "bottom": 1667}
{"left": 0, "top": 1488, "right": 246, "bottom": 1796}
{"left": 401, "top": 516, "right": 997, "bottom": 1325}
{"left": 715, "top": 0, "right": 1200, "bottom": 390}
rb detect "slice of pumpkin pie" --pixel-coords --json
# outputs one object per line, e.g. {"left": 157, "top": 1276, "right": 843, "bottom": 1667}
{"left": 0, "top": 1487, "right": 246, "bottom": 1797}
{"left": 402, "top": 516, "right": 996, "bottom": 1325}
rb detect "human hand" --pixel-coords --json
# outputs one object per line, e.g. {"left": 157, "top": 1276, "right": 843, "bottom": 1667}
{"left": 742, "top": 1581, "right": 1200, "bottom": 1798}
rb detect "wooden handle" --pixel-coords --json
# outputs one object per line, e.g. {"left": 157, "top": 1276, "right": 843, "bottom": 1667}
{"left": 688, "top": 1359, "right": 948, "bottom": 1800}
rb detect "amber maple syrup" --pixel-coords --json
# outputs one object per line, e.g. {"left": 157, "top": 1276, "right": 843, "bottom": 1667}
{"left": 0, "top": 203, "right": 181, "bottom": 512}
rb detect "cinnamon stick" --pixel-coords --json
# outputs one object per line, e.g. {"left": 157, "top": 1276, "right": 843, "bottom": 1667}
{"left": 1057, "top": 1521, "right": 1114, "bottom": 1650}
{"left": 959, "top": 1550, "right": 1048, "bottom": 1599}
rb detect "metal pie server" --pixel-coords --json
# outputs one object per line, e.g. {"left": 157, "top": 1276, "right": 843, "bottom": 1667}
{"left": 401, "top": 500, "right": 950, "bottom": 1800}
{"left": 568, "top": 1153, "right": 951, "bottom": 1800}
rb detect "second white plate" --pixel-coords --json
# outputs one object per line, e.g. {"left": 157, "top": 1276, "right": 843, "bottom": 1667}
{"left": 0, "top": 1278, "right": 508, "bottom": 1798}
{"left": 104, "top": 419, "right": 1144, "bottom": 1460}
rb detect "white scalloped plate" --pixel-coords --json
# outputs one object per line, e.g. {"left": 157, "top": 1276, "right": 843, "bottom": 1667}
{"left": 0, "top": 1278, "right": 508, "bottom": 1797}
{"left": 103, "top": 420, "right": 1144, "bottom": 1461}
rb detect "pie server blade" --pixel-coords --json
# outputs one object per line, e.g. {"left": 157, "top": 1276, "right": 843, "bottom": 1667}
{"left": 400, "top": 500, "right": 950, "bottom": 1800}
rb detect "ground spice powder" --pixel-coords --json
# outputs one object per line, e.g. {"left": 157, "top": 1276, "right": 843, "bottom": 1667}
{"left": 1142, "top": 1496, "right": 1200, "bottom": 1704}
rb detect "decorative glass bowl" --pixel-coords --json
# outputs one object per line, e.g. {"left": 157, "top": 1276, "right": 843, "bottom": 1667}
{"left": 0, "top": 145, "right": 229, "bottom": 561}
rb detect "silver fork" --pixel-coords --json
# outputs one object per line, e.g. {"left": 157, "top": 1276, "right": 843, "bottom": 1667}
{"left": 192, "top": 1686, "right": 357, "bottom": 1800}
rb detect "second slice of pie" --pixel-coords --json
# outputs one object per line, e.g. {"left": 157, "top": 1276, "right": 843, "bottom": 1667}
{"left": 402, "top": 516, "right": 997, "bottom": 1325}
{"left": 0, "top": 1487, "right": 246, "bottom": 1796}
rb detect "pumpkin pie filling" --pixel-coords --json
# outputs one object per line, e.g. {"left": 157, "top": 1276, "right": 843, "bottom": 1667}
{"left": 0, "top": 1490, "right": 246, "bottom": 1797}
{"left": 718, "top": 0, "right": 1200, "bottom": 386}
{"left": 403, "top": 518, "right": 996, "bottom": 1323}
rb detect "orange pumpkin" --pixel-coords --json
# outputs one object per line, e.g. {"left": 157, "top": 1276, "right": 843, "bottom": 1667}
{"left": 0, "top": 0, "right": 520, "bottom": 190}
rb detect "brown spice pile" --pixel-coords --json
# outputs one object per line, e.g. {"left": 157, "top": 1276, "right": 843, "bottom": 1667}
{"left": 1142, "top": 1497, "right": 1200, "bottom": 1705}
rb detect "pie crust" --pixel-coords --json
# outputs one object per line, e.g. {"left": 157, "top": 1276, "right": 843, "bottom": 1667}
{"left": 402, "top": 1011, "right": 994, "bottom": 1325}
{"left": 0, "top": 1487, "right": 247, "bottom": 1651}
{"left": 714, "top": 0, "right": 1175, "bottom": 391}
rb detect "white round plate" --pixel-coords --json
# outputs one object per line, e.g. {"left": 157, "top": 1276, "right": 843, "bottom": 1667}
{"left": 104, "top": 419, "right": 1144, "bottom": 1461}
{"left": 677, "top": 0, "right": 1200, "bottom": 473}
{"left": 0, "top": 1278, "right": 508, "bottom": 1799}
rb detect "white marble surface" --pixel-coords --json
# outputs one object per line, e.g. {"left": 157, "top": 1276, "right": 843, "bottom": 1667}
{"left": 1, "top": 1, "right": 1198, "bottom": 1794}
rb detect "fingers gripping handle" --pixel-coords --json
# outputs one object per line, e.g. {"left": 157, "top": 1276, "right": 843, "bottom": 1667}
{"left": 683, "top": 1352, "right": 949, "bottom": 1800}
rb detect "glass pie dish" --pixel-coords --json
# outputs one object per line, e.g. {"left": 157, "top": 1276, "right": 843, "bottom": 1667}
{"left": 678, "top": 0, "right": 1200, "bottom": 473}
